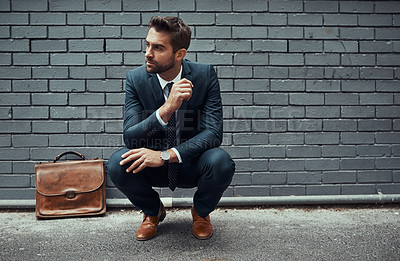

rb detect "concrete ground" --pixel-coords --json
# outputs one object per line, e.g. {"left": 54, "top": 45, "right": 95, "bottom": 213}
{"left": 1, "top": 205, "right": 399, "bottom": 261}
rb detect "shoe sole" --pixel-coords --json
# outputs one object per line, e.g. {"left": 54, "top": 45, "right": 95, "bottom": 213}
{"left": 193, "top": 231, "right": 213, "bottom": 240}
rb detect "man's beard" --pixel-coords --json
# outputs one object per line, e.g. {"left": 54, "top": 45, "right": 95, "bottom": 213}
{"left": 145, "top": 56, "right": 175, "bottom": 74}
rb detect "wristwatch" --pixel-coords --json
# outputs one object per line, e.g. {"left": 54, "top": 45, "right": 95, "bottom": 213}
{"left": 160, "top": 150, "right": 170, "bottom": 165}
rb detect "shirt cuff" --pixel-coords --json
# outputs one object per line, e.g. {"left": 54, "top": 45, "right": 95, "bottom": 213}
{"left": 156, "top": 109, "right": 167, "bottom": 127}
{"left": 171, "top": 148, "right": 183, "bottom": 163}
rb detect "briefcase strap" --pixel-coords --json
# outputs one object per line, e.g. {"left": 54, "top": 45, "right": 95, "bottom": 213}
{"left": 54, "top": 151, "right": 86, "bottom": 162}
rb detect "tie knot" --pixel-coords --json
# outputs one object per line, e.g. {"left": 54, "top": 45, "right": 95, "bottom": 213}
{"left": 166, "top": 82, "right": 174, "bottom": 92}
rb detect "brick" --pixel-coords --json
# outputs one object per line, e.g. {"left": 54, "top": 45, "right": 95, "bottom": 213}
{"left": 287, "top": 146, "right": 321, "bottom": 158}
{"left": 375, "top": 1, "right": 400, "bottom": 13}
{"left": 185, "top": 40, "right": 215, "bottom": 52}
{"left": 0, "top": 148, "right": 29, "bottom": 160}
{"left": 270, "top": 159, "right": 305, "bottom": 171}
{"left": 288, "top": 14, "right": 322, "bottom": 25}
{"left": 270, "top": 54, "right": 304, "bottom": 66}
{"left": 1, "top": 55, "right": 11, "bottom": 66}
{"left": 0, "top": 0, "right": 10, "bottom": 11}
{"left": 341, "top": 54, "right": 375, "bottom": 66}
{"left": 323, "top": 119, "right": 357, "bottom": 131}
{"left": 87, "top": 53, "right": 123, "bottom": 65}
{"left": 306, "top": 106, "right": 340, "bottom": 118}
{"left": 124, "top": 52, "right": 147, "bottom": 66}
{"left": 324, "top": 14, "right": 357, "bottom": 26}
{"left": 69, "top": 93, "right": 105, "bottom": 106}
{"left": 49, "top": 0, "right": 84, "bottom": 11}
{"left": 305, "top": 132, "right": 339, "bottom": 145}
{"left": 341, "top": 133, "right": 375, "bottom": 145}
{"left": 233, "top": 53, "right": 268, "bottom": 66}
{"left": 322, "top": 145, "right": 356, "bottom": 157}
{"left": 289, "top": 40, "right": 323, "bottom": 52}
{"left": 289, "top": 67, "right": 324, "bottom": 79}
{"left": 250, "top": 146, "right": 285, "bottom": 158}
{"left": 221, "top": 93, "right": 252, "bottom": 105}
{"left": 233, "top": 106, "right": 268, "bottom": 118}
{"left": 217, "top": 13, "right": 251, "bottom": 25}
{"left": 305, "top": 27, "right": 339, "bottom": 39}
{"left": 253, "top": 67, "right": 288, "bottom": 79}
{"left": 290, "top": 93, "right": 324, "bottom": 105}
{"left": 180, "top": 13, "right": 215, "bottom": 25}
{"left": 121, "top": 26, "right": 149, "bottom": 39}
{"left": 233, "top": 0, "right": 267, "bottom": 12}
{"left": 50, "top": 107, "right": 86, "bottom": 119}
{"left": 69, "top": 39, "right": 104, "bottom": 52}
{"left": 306, "top": 159, "right": 340, "bottom": 171}
{"left": 342, "top": 81, "right": 375, "bottom": 93}
{"left": 356, "top": 145, "right": 391, "bottom": 157}
{"left": 271, "top": 186, "right": 306, "bottom": 196}
{"left": 254, "top": 93, "right": 289, "bottom": 105}
{"left": 0, "top": 39, "right": 29, "bottom": 52}
{"left": 104, "top": 13, "right": 140, "bottom": 25}
{"left": 13, "top": 107, "right": 48, "bottom": 120}
{"left": 360, "top": 68, "right": 393, "bottom": 80}
{"left": 376, "top": 28, "right": 400, "bottom": 40}
{"left": 48, "top": 26, "right": 84, "bottom": 38}
{"left": 13, "top": 80, "right": 48, "bottom": 93}
{"left": 0, "top": 121, "right": 31, "bottom": 134}
{"left": 358, "top": 170, "right": 392, "bottom": 183}
{"left": 106, "top": 93, "right": 124, "bottom": 105}
{"left": 376, "top": 81, "right": 400, "bottom": 92}
{"left": 252, "top": 13, "right": 286, "bottom": 25}
{"left": 359, "top": 41, "right": 393, "bottom": 53}
{"left": 0, "top": 13, "right": 28, "bottom": 25}
{"left": 0, "top": 93, "right": 30, "bottom": 106}
{"left": 159, "top": 0, "right": 194, "bottom": 11}
{"left": 252, "top": 172, "right": 286, "bottom": 185}
{"left": 13, "top": 161, "right": 36, "bottom": 174}
{"left": 0, "top": 67, "right": 31, "bottom": 79}
{"left": 325, "top": 93, "right": 358, "bottom": 105}
{"left": 223, "top": 120, "right": 251, "bottom": 132}
{"left": 0, "top": 162, "right": 12, "bottom": 174}
{"left": 234, "top": 186, "right": 270, "bottom": 197}
{"left": 196, "top": 0, "right": 232, "bottom": 11}
{"left": 49, "top": 134, "right": 85, "bottom": 147}
{"left": 324, "top": 40, "right": 358, "bottom": 53}
{"left": 269, "top": 133, "right": 304, "bottom": 145}
{"left": 86, "top": 26, "right": 121, "bottom": 38}
{"left": 305, "top": 54, "right": 340, "bottom": 66}
{"left": 0, "top": 135, "right": 11, "bottom": 147}
{"left": 270, "top": 106, "right": 304, "bottom": 118}
{"left": 376, "top": 158, "right": 400, "bottom": 170}
{"left": 216, "top": 40, "right": 251, "bottom": 52}
{"left": 11, "top": 26, "right": 47, "bottom": 38}
{"left": 269, "top": 27, "right": 303, "bottom": 39}
{"left": 306, "top": 80, "right": 340, "bottom": 92}
{"left": 253, "top": 40, "right": 287, "bottom": 52}
{"left": 30, "top": 13, "right": 66, "bottom": 25}
{"left": 122, "top": 0, "right": 158, "bottom": 11}
{"left": 378, "top": 184, "right": 400, "bottom": 194}
{"left": 232, "top": 27, "right": 267, "bottom": 39}
{"left": 32, "top": 93, "right": 67, "bottom": 105}
{"left": 288, "top": 172, "right": 321, "bottom": 184}
{"left": 359, "top": 14, "right": 392, "bottom": 26}
{"left": 0, "top": 175, "right": 30, "bottom": 188}
{"left": 12, "top": 134, "right": 48, "bottom": 147}
{"left": 33, "top": 67, "right": 68, "bottom": 79}
{"left": 49, "top": 80, "right": 85, "bottom": 92}
{"left": 32, "top": 121, "right": 67, "bottom": 133}
{"left": 86, "top": 134, "right": 122, "bottom": 147}
{"left": 197, "top": 53, "right": 233, "bottom": 65}
{"left": 288, "top": 119, "right": 322, "bottom": 131}
{"left": 304, "top": 1, "right": 338, "bottom": 13}
{"left": 87, "top": 80, "right": 123, "bottom": 92}
{"left": 340, "top": 1, "right": 373, "bottom": 13}
{"left": 270, "top": 1, "right": 302, "bottom": 12}
{"left": 306, "top": 185, "right": 340, "bottom": 195}
{"left": 0, "top": 27, "right": 10, "bottom": 39}
{"left": 196, "top": 27, "right": 231, "bottom": 39}
{"left": 106, "top": 66, "right": 129, "bottom": 79}
{"left": 31, "top": 40, "right": 67, "bottom": 52}
{"left": 341, "top": 106, "right": 375, "bottom": 118}
{"left": 221, "top": 146, "right": 249, "bottom": 159}
{"left": 13, "top": 53, "right": 49, "bottom": 66}
{"left": 70, "top": 67, "right": 106, "bottom": 79}
{"left": 87, "top": 106, "right": 123, "bottom": 119}
{"left": 233, "top": 133, "right": 268, "bottom": 145}
{"left": 377, "top": 54, "right": 400, "bottom": 66}
{"left": 105, "top": 120, "right": 123, "bottom": 133}
{"left": 252, "top": 120, "right": 287, "bottom": 132}
{"left": 360, "top": 93, "right": 393, "bottom": 105}
{"left": 67, "top": 13, "right": 103, "bottom": 25}
{"left": 0, "top": 108, "right": 11, "bottom": 119}
{"left": 341, "top": 158, "right": 375, "bottom": 170}
{"left": 376, "top": 133, "right": 400, "bottom": 144}
{"left": 235, "top": 159, "right": 268, "bottom": 172}
{"left": 322, "top": 171, "right": 356, "bottom": 184}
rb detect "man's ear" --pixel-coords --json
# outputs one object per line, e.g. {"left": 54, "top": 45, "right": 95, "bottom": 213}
{"left": 175, "top": 48, "right": 187, "bottom": 61}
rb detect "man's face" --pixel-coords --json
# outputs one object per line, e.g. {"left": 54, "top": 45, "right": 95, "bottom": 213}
{"left": 145, "top": 27, "right": 176, "bottom": 75}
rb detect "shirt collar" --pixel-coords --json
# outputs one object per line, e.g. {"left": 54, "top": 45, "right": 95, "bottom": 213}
{"left": 156, "top": 65, "right": 183, "bottom": 90}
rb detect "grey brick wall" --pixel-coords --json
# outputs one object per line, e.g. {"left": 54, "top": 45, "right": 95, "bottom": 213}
{"left": 0, "top": 0, "right": 399, "bottom": 200}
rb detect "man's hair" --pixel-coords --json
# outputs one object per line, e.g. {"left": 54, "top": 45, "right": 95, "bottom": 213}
{"left": 148, "top": 16, "right": 191, "bottom": 53}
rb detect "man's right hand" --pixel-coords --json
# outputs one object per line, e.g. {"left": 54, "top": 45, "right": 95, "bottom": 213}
{"left": 159, "top": 78, "right": 193, "bottom": 123}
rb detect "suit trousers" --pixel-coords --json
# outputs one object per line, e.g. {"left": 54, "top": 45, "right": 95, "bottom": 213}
{"left": 106, "top": 147, "right": 235, "bottom": 218}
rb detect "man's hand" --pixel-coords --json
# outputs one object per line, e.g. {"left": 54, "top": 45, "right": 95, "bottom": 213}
{"left": 159, "top": 78, "right": 193, "bottom": 123}
{"left": 120, "top": 148, "right": 163, "bottom": 174}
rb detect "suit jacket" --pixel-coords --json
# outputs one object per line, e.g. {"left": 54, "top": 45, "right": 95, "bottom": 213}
{"left": 123, "top": 59, "right": 223, "bottom": 162}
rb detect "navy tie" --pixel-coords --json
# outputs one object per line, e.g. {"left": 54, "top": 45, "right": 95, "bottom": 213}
{"left": 166, "top": 82, "right": 178, "bottom": 191}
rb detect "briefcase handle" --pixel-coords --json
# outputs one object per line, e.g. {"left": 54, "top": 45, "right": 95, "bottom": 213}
{"left": 54, "top": 151, "right": 86, "bottom": 162}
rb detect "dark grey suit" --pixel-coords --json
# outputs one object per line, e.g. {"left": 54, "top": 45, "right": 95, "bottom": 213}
{"left": 107, "top": 59, "right": 235, "bottom": 217}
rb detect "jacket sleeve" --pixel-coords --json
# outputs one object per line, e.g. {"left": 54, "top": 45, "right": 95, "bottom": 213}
{"left": 174, "top": 65, "right": 223, "bottom": 162}
{"left": 122, "top": 71, "right": 164, "bottom": 149}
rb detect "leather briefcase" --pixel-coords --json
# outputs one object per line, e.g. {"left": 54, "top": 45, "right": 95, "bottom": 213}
{"left": 35, "top": 151, "right": 106, "bottom": 219}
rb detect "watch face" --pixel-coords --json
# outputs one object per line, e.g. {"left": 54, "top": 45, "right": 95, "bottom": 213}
{"left": 161, "top": 151, "right": 170, "bottom": 161}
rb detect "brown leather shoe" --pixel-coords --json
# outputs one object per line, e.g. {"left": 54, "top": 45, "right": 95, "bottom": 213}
{"left": 191, "top": 207, "right": 213, "bottom": 240}
{"left": 136, "top": 202, "right": 166, "bottom": 241}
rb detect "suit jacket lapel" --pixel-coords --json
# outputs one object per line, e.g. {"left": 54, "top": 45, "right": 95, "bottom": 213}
{"left": 148, "top": 73, "right": 165, "bottom": 108}
{"left": 180, "top": 60, "right": 192, "bottom": 114}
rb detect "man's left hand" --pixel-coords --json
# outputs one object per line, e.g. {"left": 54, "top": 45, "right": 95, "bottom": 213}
{"left": 120, "top": 148, "right": 163, "bottom": 174}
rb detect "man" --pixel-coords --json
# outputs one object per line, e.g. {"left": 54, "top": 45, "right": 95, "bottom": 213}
{"left": 107, "top": 16, "right": 235, "bottom": 241}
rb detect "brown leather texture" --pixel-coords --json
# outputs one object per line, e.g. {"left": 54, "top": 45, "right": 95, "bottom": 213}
{"left": 35, "top": 156, "right": 106, "bottom": 219}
